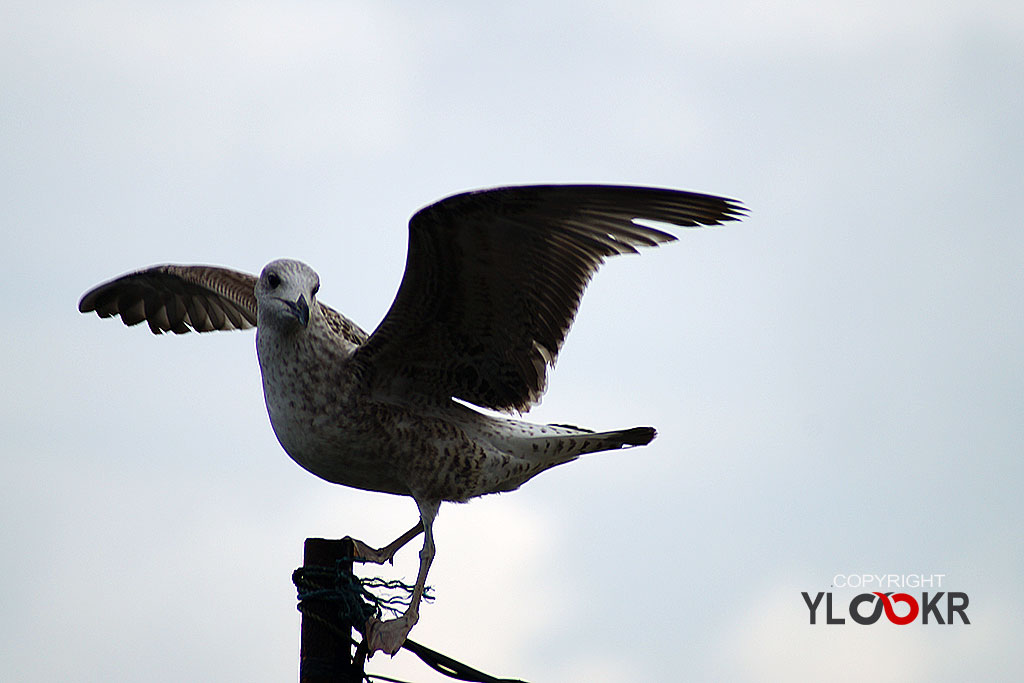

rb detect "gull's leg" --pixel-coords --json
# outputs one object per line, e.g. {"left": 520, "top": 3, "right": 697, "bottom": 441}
{"left": 365, "top": 499, "right": 439, "bottom": 656}
{"left": 349, "top": 521, "right": 424, "bottom": 565}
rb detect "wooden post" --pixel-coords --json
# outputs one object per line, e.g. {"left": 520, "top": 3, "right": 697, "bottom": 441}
{"left": 299, "top": 537, "right": 361, "bottom": 683}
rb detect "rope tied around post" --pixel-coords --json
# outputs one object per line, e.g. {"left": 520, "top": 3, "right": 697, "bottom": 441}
{"left": 293, "top": 561, "right": 430, "bottom": 625}
{"left": 294, "top": 537, "right": 528, "bottom": 683}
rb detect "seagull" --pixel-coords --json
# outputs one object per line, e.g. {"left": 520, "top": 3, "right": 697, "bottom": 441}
{"left": 78, "top": 184, "right": 744, "bottom": 655}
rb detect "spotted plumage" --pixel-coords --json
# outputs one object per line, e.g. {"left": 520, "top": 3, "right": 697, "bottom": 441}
{"left": 78, "top": 184, "right": 745, "bottom": 655}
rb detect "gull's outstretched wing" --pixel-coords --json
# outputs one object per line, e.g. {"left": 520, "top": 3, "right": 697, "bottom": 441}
{"left": 78, "top": 265, "right": 259, "bottom": 334}
{"left": 354, "top": 184, "right": 746, "bottom": 412}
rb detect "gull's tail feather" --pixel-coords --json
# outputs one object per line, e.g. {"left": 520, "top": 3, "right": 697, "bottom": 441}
{"left": 577, "top": 428, "right": 655, "bottom": 454}
{"left": 531, "top": 424, "right": 658, "bottom": 457}
{"left": 481, "top": 422, "right": 659, "bottom": 496}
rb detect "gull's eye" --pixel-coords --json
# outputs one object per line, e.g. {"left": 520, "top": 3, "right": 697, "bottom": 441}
{"left": 311, "top": 282, "right": 319, "bottom": 297}
{"left": 267, "top": 273, "right": 281, "bottom": 289}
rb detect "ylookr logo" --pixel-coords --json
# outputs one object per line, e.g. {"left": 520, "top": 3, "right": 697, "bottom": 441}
{"left": 802, "top": 574, "right": 970, "bottom": 626}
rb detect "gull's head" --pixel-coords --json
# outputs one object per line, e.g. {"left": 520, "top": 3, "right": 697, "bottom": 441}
{"left": 255, "top": 259, "right": 320, "bottom": 331}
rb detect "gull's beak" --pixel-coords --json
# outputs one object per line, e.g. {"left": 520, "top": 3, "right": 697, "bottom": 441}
{"left": 286, "top": 294, "right": 310, "bottom": 328}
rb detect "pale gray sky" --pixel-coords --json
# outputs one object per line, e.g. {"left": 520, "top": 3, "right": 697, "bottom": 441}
{"left": 3, "top": 2, "right": 1022, "bottom": 681}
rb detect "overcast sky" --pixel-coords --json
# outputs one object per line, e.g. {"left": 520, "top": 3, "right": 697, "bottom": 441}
{"left": 3, "top": 2, "right": 1022, "bottom": 681}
